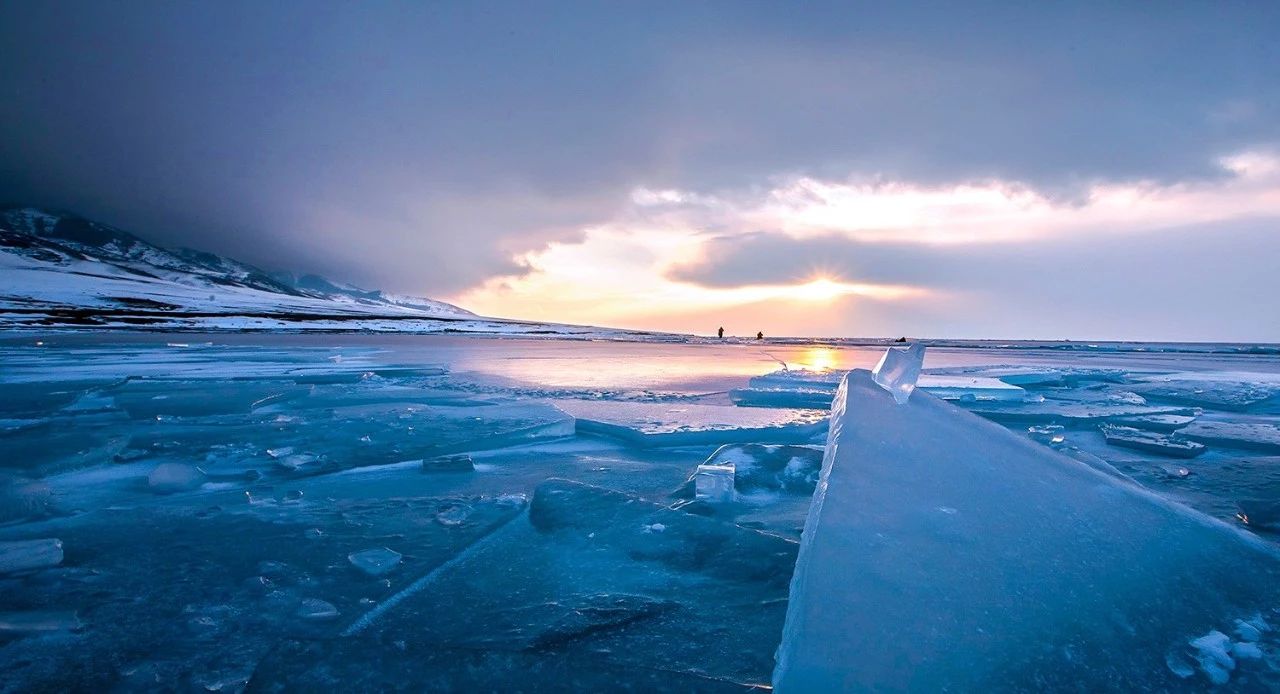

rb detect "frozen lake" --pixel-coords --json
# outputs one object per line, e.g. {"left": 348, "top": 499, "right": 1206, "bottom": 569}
{"left": 2, "top": 333, "right": 1279, "bottom": 690}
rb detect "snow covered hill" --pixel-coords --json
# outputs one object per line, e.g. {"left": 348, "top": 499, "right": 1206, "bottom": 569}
{"left": 0, "top": 207, "right": 588, "bottom": 333}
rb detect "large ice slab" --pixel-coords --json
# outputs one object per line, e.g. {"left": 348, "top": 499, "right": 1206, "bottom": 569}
{"left": 774, "top": 370, "right": 1280, "bottom": 691}
{"left": 744, "top": 368, "right": 1025, "bottom": 408}
{"left": 914, "top": 375, "right": 1025, "bottom": 402}
{"left": 956, "top": 399, "right": 1197, "bottom": 425}
{"left": 1180, "top": 418, "right": 1280, "bottom": 454}
{"left": 1100, "top": 424, "right": 1207, "bottom": 458}
{"left": 1128, "top": 373, "right": 1280, "bottom": 413}
{"left": 552, "top": 400, "right": 827, "bottom": 447}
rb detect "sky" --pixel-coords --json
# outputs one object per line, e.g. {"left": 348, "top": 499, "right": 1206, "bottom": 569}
{"left": 2, "top": 1, "right": 1278, "bottom": 341}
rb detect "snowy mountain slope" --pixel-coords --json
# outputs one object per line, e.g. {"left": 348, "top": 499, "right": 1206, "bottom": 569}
{"left": 0, "top": 206, "right": 490, "bottom": 329}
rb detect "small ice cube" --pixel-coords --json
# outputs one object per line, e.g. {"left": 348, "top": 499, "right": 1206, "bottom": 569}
{"left": 0, "top": 538, "right": 64, "bottom": 574}
{"left": 348, "top": 548, "right": 402, "bottom": 576}
{"left": 872, "top": 343, "right": 926, "bottom": 405}
{"left": 695, "top": 462, "right": 735, "bottom": 503}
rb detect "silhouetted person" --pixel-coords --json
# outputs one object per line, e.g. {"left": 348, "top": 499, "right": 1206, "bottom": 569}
{"left": 717, "top": 326, "right": 724, "bottom": 339}
{"left": 756, "top": 331, "right": 764, "bottom": 340}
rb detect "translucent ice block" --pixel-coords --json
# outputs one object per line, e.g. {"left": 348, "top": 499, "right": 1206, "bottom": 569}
{"left": 774, "top": 370, "right": 1280, "bottom": 691}
{"left": 554, "top": 400, "right": 826, "bottom": 447}
{"left": 348, "top": 548, "right": 403, "bottom": 576}
{"left": 694, "top": 463, "right": 735, "bottom": 503}
{"left": 1101, "top": 424, "right": 1207, "bottom": 458}
{"left": 0, "top": 538, "right": 64, "bottom": 574}
{"left": 871, "top": 343, "right": 925, "bottom": 405}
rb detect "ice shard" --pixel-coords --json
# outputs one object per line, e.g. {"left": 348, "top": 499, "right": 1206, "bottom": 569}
{"left": 871, "top": 342, "right": 925, "bottom": 404}
{"left": 694, "top": 462, "right": 735, "bottom": 503}
{"left": 774, "top": 370, "right": 1280, "bottom": 691}
{"left": 1100, "top": 424, "right": 1207, "bottom": 458}
{"left": 0, "top": 538, "right": 64, "bottom": 574}
{"left": 347, "top": 548, "right": 403, "bottom": 576}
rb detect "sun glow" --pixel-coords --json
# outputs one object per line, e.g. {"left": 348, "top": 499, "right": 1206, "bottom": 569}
{"left": 789, "top": 278, "right": 848, "bottom": 302}
{"left": 449, "top": 149, "right": 1280, "bottom": 336}
{"left": 793, "top": 347, "right": 839, "bottom": 372}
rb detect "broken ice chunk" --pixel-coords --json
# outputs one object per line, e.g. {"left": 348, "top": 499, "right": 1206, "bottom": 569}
{"left": 673, "top": 444, "right": 824, "bottom": 498}
{"left": 0, "top": 538, "right": 64, "bottom": 574}
{"left": 0, "top": 610, "right": 81, "bottom": 634}
{"left": 1178, "top": 420, "right": 1280, "bottom": 454}
{"left": 1108, "top": 413, "right": 1197, "bottom": 432}
{"left": 1100, "top": 425, "right": 1206, "bottom": 458}
{"left": 1189, "top": 630, "right": 1235, "bottom": 685}
{"left": 872, "top": 343, "right": 925, "bottom": 405}
{"left": 435, "top": 504, "right": 473, "bottom": 526}
{"left": 296, "top": 598, "right": 339, "bottom": 621}
{"left": 419, "top": 454, "right": 474, "bottom": 473}
{"left": 1027, "top": 425, "right": 1066, "bottom": 445}
{"left": 1159, "top": 464, "right": 1192, "bottom": 478}
{"left": 0, "top": 474, "right": 53, "bottom": 522}
{"left": 348, "top": 548, "right": 402, "bottom": 576}
{"left": 694, "top": 462, "right": 735, "bottom": 504}
{"left": 1165, "top": 650, "right": 1196, "bottom": 679}
{"left": 1128, "top": 375, "right": 1280, "bottom": 412}
{"left": 729, "top": 387, "right": 834, "bottom": 410}
{"left": 275, "top": 453, "right": 319, "bottom": 471}
{"left": 147, "top": 463, "right": 207, "bottom": 493}
{"left": 918, "top": 375, "right": 1024, "bottom": 402}
{"left": 556, "top": 400, "right": 826, "bottom": 447}
{"left": 1231, "top": 641, "right": 1263, "bottom": 660}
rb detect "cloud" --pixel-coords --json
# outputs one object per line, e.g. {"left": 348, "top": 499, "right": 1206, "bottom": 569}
{"left": 457, "top": 150, "right": 1280, "bottom": 341}
{"left": 2, "top": 1, "right": 1279, "bottom": 302}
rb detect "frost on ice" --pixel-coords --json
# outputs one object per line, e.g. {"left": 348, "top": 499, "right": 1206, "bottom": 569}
{"left": 871, "top": 342, "right": 925, "bottom": 404}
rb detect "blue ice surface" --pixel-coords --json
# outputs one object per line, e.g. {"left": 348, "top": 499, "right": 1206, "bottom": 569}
{"left": 1, "top": 333, "right": 1280, "bottom": 689}
{"left": 775, "top": 370, "right": 1280, "bottom": 690}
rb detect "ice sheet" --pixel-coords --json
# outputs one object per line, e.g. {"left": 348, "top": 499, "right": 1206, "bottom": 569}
{"left": 254, "top": 480, "right": 795, "bottom": 688}
{"left": 1180, "top": 419, "right": 1280, "bottom": 454}
{"left": 1129, "top": 373, "right": 1280, "bottom": 412}
{"left": 775, "top": 370, "right": 1280, "bottom": 690}
{"left": 749, "top": 368, "right": 1027, "bottom": 404}
{"left": 1101, "top": 424, "right": 1207, "bottom": 458}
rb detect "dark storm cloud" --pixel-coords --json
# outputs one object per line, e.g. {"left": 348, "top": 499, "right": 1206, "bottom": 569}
{"left": 2, "top": 1, "right": 1278, "bottom": 293}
